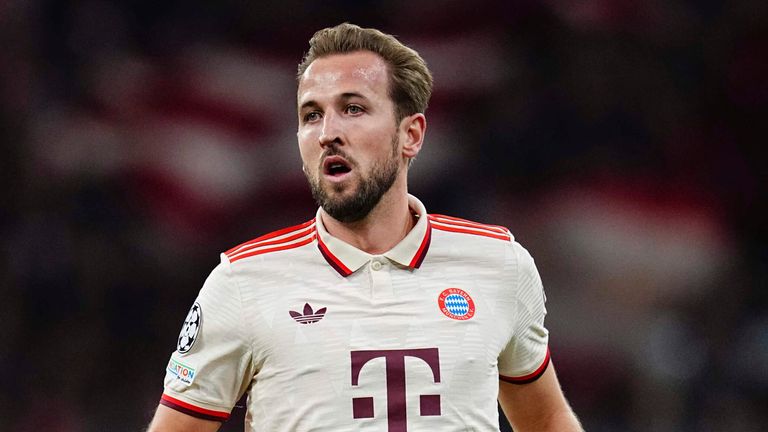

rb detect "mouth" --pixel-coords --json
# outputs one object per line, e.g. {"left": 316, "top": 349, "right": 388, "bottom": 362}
{"left": 322, "top": 155, "right": 353, "bottom": 179}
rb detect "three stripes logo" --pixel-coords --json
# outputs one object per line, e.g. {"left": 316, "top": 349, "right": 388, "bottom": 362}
{"left": 290, "top": 303, "right": 327, "bottom": 324}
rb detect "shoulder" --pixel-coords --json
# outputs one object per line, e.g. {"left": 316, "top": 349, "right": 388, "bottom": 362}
{"left": 426, "top": 213, "right": 518, "bottom": 269}
{"left": 427, "top": 214, "right": 538, "bottom": 276}
{"left": 428, "top": 214, "right": 513, "bottom": 242}
{"left": 223, "top": 218, "right": 317, "bottom": 265}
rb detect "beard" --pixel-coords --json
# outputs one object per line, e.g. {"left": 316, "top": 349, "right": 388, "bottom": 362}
{"left": 306, "top": 134, "right": 400, "bottom": 223}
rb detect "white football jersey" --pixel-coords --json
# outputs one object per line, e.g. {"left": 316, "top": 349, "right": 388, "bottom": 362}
{"left": 161, "top": 195, "right": 549, "bottom": 431}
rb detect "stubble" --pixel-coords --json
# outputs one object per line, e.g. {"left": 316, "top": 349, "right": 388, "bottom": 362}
{"left": 306, "top": 134, "right": 400, "bottom": 223}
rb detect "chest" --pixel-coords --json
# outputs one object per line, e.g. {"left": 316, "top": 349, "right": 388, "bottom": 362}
{"left": 243, "top": 260, "right": 515, "bottom": 374}
{"left": 239, "top": 258, "right": 515, "bottom": 430}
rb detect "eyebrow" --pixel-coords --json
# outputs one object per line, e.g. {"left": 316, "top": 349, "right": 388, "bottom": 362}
{"left": 298, "top": 92, "right": 369, "bottom": 111}
{"left": 339, "top": 92, "right": 367, "bottom": 101}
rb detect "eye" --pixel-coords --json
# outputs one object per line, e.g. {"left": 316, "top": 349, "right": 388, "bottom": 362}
{"left": 303, "top": 111, "right": 321, "bottom": 123}
{"left": 346, "top": 105, "right": 364, "bottom": 115}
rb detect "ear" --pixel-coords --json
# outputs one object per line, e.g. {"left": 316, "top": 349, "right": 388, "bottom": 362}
{"left": 399, "top": 113, "right": 427, "bottom": 160}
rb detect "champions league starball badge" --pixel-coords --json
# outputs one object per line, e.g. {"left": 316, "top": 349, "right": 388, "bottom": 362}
{"left": 177, "top": 302, "right": 202, "bottom": 354}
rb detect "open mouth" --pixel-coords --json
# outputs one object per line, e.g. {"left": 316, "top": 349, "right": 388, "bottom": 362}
{"left": 323, "top": 156, "right": 352, "bottom": 177}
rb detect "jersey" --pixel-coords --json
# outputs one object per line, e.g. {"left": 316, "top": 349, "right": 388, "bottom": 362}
{"left": 160, "top": 194, "right": 550, "bottom": 431}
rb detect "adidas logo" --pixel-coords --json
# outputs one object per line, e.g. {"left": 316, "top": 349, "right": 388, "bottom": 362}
{"left": 289, "top": 303, "right": 327, "bottom": 324}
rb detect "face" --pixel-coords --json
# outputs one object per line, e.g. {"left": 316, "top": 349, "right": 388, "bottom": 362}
{"left": 297, "top": 51, "right": 404, "bottom": 223}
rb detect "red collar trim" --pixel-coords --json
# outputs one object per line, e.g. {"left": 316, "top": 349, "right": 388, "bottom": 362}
{"left": 314, "top": 195, "right": 432, "bottom": 277}
{"left": 316, "top": 230, "right": 354, "bottom": 276}
{"left": 408, "top": 218, "right": 431, "bottom": 269}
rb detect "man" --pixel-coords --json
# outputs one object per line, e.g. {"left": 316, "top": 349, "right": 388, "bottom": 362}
{"left": 147, "top": 23, "right": 582, "bottom": 432}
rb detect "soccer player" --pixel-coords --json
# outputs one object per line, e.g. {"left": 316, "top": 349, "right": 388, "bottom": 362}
{"left": 147, "top": 23, "right": 582, "bottom": 432}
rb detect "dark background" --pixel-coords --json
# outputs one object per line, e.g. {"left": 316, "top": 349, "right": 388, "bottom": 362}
{"left": 1, "top": 1, "right": 766, "bottom": 431}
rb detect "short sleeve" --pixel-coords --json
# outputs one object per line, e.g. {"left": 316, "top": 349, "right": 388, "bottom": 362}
{"left": 498, "top": 242, "right": 550, "bottom": 384}
{"left": 160, "top": 255, "right": 254, "bottom": 421}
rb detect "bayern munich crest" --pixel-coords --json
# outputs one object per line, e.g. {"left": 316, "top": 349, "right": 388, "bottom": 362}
{"left": 438, "top": 288, "right": 476, "bottom": 320}
{"left": 177, "top": 302, "right": 202, "bottom": 354}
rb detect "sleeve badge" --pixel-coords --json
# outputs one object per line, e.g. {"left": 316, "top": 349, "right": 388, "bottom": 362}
{"left": 177, "top": 302, "right": 202, "bottom": 354}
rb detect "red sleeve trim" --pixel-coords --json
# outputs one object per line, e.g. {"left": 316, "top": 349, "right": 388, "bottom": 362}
{"left": 160, "top": 393, "right": 230, "bottom": 422}
{"left": 499, "top": 347, "right": 551, "bottom": 385}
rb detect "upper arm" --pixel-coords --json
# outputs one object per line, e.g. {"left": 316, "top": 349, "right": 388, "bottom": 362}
{"left": 498, "top": 361, "right": 582, "bottom": 432}
{"left": 156, "top": 259, "right": 254, "bottom": 425}
{"left": 147, "top": 404, "right": 222, "bottom": 432}
{"left": 498, "top": 241, "right": 549, "bottom": 381}
{"left": 497, "top": 242, "right": 581, "bottom": 431}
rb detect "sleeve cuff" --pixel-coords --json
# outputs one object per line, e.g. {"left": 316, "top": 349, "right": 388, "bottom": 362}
{"left": 160, "top": 393, "right": 230, "bottom": 422}
{"left": 499, "top": 347, "right": 551, "bottom": 385}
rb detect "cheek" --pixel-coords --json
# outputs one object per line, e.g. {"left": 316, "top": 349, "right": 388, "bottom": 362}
{"left": 297, "top": 132, "right": 316, "bottom": 158}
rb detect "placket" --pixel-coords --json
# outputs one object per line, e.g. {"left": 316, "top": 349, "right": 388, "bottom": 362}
{"left": 367, "top": 256, "right": 394, "bottom": 299}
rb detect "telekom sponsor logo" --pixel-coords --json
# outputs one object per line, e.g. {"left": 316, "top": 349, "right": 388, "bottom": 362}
{"left": 351, "top": 348, "right": 441, "bottom": 432}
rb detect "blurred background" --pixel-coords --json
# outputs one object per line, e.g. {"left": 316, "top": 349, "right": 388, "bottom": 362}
{"left": 1, "top": 0, "right": 765, "bottom": 431}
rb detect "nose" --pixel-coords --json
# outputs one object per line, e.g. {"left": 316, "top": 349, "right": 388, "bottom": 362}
{"left": 318, "top": 112, "right": 342, "bottom": 148}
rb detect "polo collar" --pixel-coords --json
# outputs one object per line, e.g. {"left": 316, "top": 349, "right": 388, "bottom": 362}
{"left": 315, "top": 194, "right": 432, "bottom": 277}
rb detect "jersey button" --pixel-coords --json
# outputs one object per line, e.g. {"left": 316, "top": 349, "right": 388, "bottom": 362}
{"left": 371, "top": 261, "right": 382, "bottom": 271}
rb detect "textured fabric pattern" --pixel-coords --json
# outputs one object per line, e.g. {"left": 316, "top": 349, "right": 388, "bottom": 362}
{"left": 160, "top": 195, "right": 549, "bottom": 431}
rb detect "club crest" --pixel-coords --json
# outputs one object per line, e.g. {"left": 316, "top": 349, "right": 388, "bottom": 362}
{"left": 438, "top": 288, "right": 475, "bottom": 320}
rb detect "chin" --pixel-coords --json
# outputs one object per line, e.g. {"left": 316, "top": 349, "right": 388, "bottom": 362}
{"left": 324, "top": 185, "right": 358, "bottom": 202}
{"left": 321, "top": 175, "right": 358, "bottom": 193}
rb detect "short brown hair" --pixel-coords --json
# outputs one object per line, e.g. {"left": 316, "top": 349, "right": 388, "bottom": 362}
{"left": 297, "top": 23, "right": 433, "bottom": 122}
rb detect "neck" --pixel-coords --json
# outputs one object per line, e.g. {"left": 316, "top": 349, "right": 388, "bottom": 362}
{"left": 320, "top": 182, "right": 413, "bottom": 255}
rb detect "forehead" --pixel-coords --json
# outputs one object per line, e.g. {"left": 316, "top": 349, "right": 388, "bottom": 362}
{"left": 297, "top": 51, "right": 390, "bottom": 104}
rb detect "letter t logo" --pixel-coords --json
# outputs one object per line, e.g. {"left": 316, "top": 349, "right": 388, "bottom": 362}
{"left": 351, "top": 348, "right": 440, "bottom": 432}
